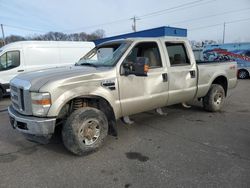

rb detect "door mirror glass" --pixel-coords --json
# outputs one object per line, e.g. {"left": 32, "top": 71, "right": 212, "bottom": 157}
{"left": 123, "top": 57, "right": 149, "bottom": 76}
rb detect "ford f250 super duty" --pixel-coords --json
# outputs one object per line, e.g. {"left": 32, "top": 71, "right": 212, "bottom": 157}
{"left": 8, "top": 37, "right": 237, "bottom": 155}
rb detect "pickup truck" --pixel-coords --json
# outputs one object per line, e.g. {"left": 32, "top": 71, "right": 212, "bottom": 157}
{"left": 8, "top": 37, "right": 237, "bottom": 155}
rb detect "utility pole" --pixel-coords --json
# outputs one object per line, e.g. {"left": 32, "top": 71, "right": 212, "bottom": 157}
{"left": 131, "top": 16, "right": 139, "bottom": 32}
{"left": 1, "top": 24, "right": 5, "bottom": 45}
{"left": 222, "top": 22, "right": 226, "bottom": 44}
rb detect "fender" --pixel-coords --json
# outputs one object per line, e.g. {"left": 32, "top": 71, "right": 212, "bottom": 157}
{"left": 196, "top": 67, "right": 228, "bottom": 98}
{"left": 47, "top": 84, "right": 122, "bottom": 119}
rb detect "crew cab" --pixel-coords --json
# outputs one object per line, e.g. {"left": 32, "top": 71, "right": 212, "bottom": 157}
{"left": 8, "top": 37, "right": 237, "bottom": 155}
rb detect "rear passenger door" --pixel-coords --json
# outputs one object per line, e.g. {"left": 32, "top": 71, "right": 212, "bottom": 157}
{"left": 163, "top": 41, "right": 197, "bottom": 105}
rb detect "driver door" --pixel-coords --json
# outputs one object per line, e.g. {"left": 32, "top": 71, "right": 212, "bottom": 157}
{"left": 117, "top": 41, "right": 169, "bottom": 116}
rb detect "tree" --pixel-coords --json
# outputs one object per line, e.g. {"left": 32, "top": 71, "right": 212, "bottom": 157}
{"left": 5, "top": 35, "right": 26, "bottom": 44}
{"left": 1, "top": 29, "right": 106, "bottom": 45}
{"left": 87, "top": 29, "right": 105, "bottom": 40}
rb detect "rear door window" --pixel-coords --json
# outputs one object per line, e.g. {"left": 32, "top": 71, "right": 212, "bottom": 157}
{"left": 165, "top": 43, "right": 190, "bottom": 66}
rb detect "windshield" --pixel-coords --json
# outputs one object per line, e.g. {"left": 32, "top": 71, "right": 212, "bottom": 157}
{"left": 76, "top": 41, "right": 131, "bottom": 67}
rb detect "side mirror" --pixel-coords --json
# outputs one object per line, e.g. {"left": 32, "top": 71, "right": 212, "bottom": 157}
{"left": 123, "top": 57, "right": 149, "bottom": 77}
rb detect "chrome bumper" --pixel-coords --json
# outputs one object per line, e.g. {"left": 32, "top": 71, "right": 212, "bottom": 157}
{"left": 8, "top": 105, "right": 56, "bottom": 136}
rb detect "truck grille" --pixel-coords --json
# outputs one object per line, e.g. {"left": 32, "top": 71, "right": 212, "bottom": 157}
{"left": 10, "top": 86, "right": 25, "bottom": 112}
{"left": 10, "top": 79, "right": 32, "bottom": 115}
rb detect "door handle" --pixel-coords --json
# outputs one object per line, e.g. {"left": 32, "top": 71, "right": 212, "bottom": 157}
{"left": 17, "top": 70, "right": 24, "bottom": 72}
{"left": 190, "top": 70, "right": 196, "bottom": 78}
{"left": 162, "top": 73, "right": 168, "bottom": 82}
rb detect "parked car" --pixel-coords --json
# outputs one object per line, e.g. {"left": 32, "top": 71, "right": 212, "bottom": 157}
{"left": 8, "top": 37, "right": 237, "bottom": 155}
{"left": 203, "top": 42, "right": 250, "bottom": 79}
{"left": 0, "top": 41, "right": 95, "bottom": 99}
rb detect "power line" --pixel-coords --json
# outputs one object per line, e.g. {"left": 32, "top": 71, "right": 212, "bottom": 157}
{"left": 61, "top": 18, "right": 131, "bottom": 33}
{"left": 0, "top": 2, "right": 56, "bottom": 29}
{"left": 170, "top": 7, "right": 250, "bottom": 25}
{"left": 189, "top": 17, "right": 250, "bottom": 31}
{"left": 139, "top": 0, "right": 210, "bottom": 19}
{"left": 61, "top": 0, "right": 212, "bottom": 33}
{"left": 2, "top": 24, "right": 47, "bottom": 33}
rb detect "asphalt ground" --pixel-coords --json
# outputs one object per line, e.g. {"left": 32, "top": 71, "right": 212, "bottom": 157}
{"left": 0, "top": 80, "right": 249, "bottom": 188}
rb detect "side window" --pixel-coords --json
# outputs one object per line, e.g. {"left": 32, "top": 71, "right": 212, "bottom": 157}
{"left": 165, "top": 43, "right": 190, "bottom": 66}
{"left": 124, "top": 42, "right": 162, "bottom": 68}
{"left": 0, "top": 51, "right": 20, "bottom": 71}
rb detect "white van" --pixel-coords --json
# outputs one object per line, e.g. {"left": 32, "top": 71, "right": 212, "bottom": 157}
{"left": 0, "top": 41, "right": 95, "bottom": 98}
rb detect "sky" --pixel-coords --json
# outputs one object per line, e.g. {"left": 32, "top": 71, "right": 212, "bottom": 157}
{"left": 0, "top": 0, "right": 250, "bottom": 43}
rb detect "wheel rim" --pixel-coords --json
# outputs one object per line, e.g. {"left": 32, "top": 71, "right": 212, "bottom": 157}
{"left": 239, "top": 71, "right": 247, "bottom": 79}
{"left": 213, "top": 90, "right": 223, "bottom": 106}
{"left": 78, "top": 119, "right": 101, "bottom": 146}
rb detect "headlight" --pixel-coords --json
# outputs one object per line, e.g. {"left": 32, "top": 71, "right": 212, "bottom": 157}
{"left": 31, "top": 92, "right": 51, "bottom": 116}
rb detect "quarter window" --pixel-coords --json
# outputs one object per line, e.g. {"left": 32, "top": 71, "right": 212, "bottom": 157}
{"left": 165, "top": 43, "right": 190, "bottom": 66}
{"left": 0, "top": 51, "right": 20, "bottom": 71}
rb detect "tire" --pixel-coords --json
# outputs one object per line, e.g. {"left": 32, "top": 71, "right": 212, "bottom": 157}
{"left": 238, "top": 69, "right": 249, "bottom": 79}
{"left": 62, "top": 107, "right": 108, "bottom": 156}
{"left": 203, "top": 84, "right": 225, "bottom": 112}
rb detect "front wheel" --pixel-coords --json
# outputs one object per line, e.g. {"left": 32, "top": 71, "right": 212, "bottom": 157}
{"left": 62, "top": 107, "right": 108, "bottom": 155}
{"left": 203, "top": 84, "right": 225, "bottom": 112}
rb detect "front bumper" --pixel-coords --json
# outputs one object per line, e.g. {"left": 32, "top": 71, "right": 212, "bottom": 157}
{"left": 8, "top": 105, "right": 56, "bottom": 137}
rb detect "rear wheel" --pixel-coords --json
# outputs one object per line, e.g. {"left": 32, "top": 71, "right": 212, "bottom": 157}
{"left": 238, "top": 69, "right": 249, "bottom": 79}
{"left": 62, "top": 107, "right": 108, "bottom": 155}
{"left": 203, "top": 84, "right": 225, "bottom": 112}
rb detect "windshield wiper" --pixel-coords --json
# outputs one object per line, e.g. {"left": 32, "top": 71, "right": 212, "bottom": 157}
{"left": 79, "top": 63, "right": 97, "bottom": 67}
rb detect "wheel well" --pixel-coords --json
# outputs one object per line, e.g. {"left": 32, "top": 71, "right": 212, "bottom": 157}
{"left": 212, "top": 76, "right": 228, "bottom": 96}
{"left": 57, "top": 96, "right": 117, "bottom": 136}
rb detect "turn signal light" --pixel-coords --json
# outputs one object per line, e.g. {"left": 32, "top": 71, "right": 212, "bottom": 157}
{"left": 32, "top": 99, "right": 51, "bottom": 105}
{"left": 144, "top": 64, "right": 149, "bottom": 73}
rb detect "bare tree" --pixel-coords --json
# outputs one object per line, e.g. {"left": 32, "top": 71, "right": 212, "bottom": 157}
{"left": 1, "top": 29, "right": 106, "bottom": 45}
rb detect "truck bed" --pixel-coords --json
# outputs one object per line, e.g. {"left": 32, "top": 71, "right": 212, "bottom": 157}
{"left": 196, "top": 60, "right": 237, "bottom": 98}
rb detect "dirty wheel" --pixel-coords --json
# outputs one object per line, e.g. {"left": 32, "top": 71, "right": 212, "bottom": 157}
{"left": 238, "top": 69, "right": 249, "bottom": 79}
{"left": 203, "top": 84, "right": 225, "bottom": 112}
{"left": 62, "top": 107, "right": 108, "bottom": 155}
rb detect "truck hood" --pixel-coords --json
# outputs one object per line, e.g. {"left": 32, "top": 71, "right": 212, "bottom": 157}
{"left": 13, "top": 65, "right": 111, "bottom": 91}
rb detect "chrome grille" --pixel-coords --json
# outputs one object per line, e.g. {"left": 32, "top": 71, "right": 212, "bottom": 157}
{"left": 10, "top": 85, "right": 22, "bottom": 111}
{"left": 10, "top": 78, "right": 32, "bottom": 115}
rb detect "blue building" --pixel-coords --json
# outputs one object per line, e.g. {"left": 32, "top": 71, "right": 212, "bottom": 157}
{"left": 94, "top": 26, "right": 187, "bottom": 45}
